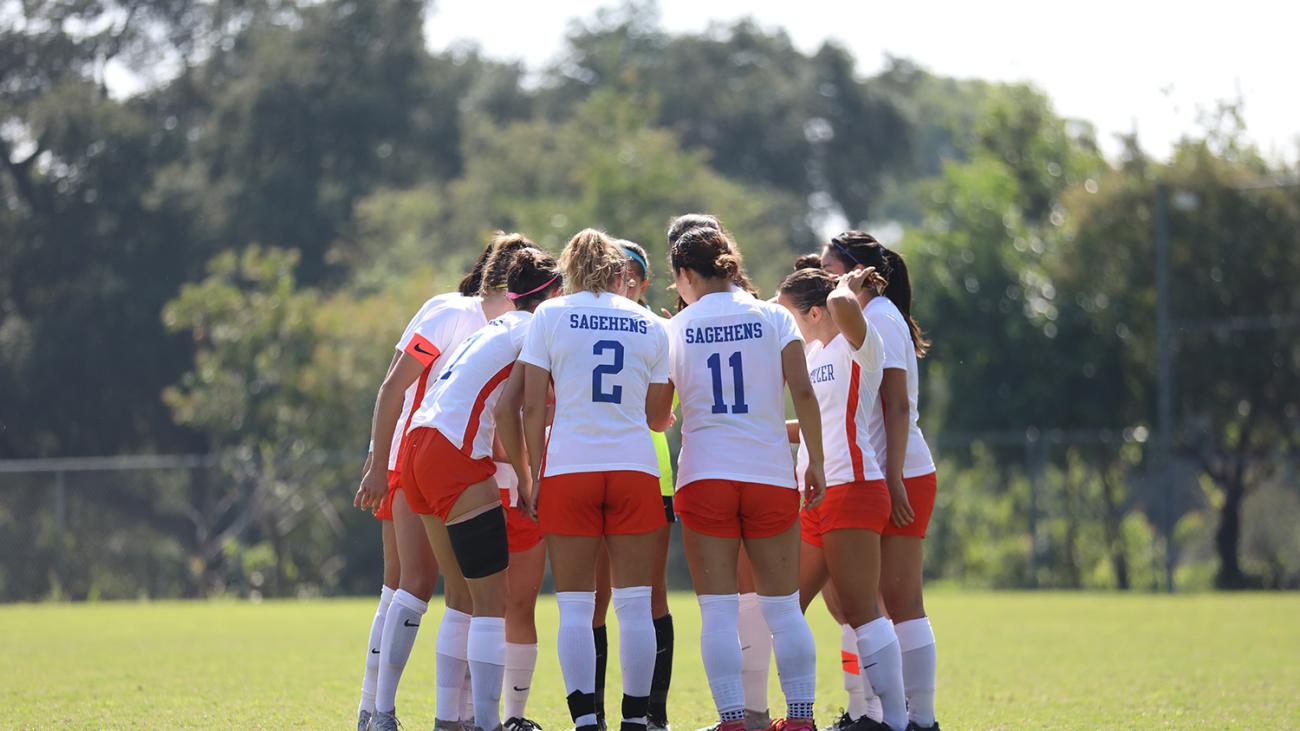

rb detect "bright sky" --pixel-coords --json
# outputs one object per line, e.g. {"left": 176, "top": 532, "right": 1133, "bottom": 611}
{"left": 424, "top": 0, "right": 1300, "bottom": 161}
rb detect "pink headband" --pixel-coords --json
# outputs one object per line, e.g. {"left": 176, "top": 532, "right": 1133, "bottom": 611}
{"left": 506, "top": 274, "right": 560, "bottom": 300}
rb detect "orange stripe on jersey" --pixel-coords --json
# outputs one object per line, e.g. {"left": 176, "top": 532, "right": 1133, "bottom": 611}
{"left": 846, "top": 360, "right": 865, "bottom": 481}
{"left": 404, "top": 332, "right": 441, "bottom": 366}
{"left": 395, "top": 363, "right": 434, "bottom": 471}
{"left": 461, "top": 362, "right": 515, "bottom": 455}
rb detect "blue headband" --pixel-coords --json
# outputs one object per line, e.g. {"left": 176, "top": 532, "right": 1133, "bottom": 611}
{"left": 831, "top": 240, "right": 863, "bottom": 266}
{"left": 621, "top": 245, "right": 650, "bottom": 276}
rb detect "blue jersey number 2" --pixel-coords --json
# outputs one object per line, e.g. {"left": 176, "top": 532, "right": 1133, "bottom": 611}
{"left": 706, "top": 351, "right": 749, "bottom": 414}
{"left": 592, "top": 340, "right": 624, "bottom": 403}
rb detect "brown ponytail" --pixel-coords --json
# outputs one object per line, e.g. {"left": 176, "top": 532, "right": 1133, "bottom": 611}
{"left": 670, "top": 226, "right": 742, "bottom": 281}
{"left": 479, "top": 232, "right": 538, "bottom": 296}
{"left": 778, "top": 268, "right": 836, "bottom": 313}
{"left": 506, "top": 248, "right": 562, "bottom": 312}
{"left": 665, "top": 213, "right": 759, "bottom": 300}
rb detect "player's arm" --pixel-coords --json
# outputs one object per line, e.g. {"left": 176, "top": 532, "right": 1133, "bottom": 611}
{"left": 493, "top": 367, "right": 532, "bottom": 514}
{"left": 521, "top": 362, "right": 551, "bottom": 515}
{"left": 881, "top": 368, "right": 915, "bottom": 527}
{"left": 646, "top": 382, "right": 675, "bottom": 432}
{"left": 356, "top": 333, "right": 440, "bottom": 510}
{"left": 782, "top": 340, "right": 825, "bottom": 507}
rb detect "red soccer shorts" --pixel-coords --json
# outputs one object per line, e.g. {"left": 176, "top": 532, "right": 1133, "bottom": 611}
{"left": 800, "top": 479, "right": 890, "bottom": 548}
{"left": 399, "top": 427, "right": 496, "bottom": 520}
{"left": 675, "top": 480, "right": 800, "bottom": 539}
{"left": 537, "top": 471, "right": 666, "bottom": 537}
{"left": 881, "top": 472, "right": 937, "bottom": 538}
{"left": 374, "top": 470, "right": 400, "bottom": 522}
{"left": 501, "top": 488, "right": 544, "bottom": 553}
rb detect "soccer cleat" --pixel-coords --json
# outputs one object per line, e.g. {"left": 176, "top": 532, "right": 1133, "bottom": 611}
{"left": 505, "top": 718, "right": 545, "bottom": 731}
{"left": 819, "top": 711, "right": 854, "bottom": 731}
{"left": 358, "top": 709, "right": 373, "bottom": 731}
{"left": 768, "top": 719, "right": 815, "bottom": 731}
{"left": 433, "top": 720, "right": 460, "bottom": 731}
{"left": 695, "top": 720, "right": 745, "bottom": 731}
{"left": 646, "top": 712, "right": 670, "bottom": 731}
{"left": 743, "top": 710, "right": 771, "bottom": 731}
{"left": 846, "top": 717, "right": 889, "bottom": 731}
{"left": 370, "top": 711, "right": 400, "bottom": 731}
{"left": 904, "top": 724, "right": 940, "bottom": 731}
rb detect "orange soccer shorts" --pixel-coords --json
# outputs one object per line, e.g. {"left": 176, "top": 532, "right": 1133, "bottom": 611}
{"left": 881, "top": 472, "right": 937, "bottom": 539}
{"left": 675, "top": 480, "right": 800, "bottom": 540}
{"left": 800, "top": 479, "right": 890, "bottom": 547}
{"left": 537, "top": 471, "right": 666, "bottom": 537}
{"left": 399, "top": 427, "right": 496, "bottom": 520}
{"left": 501, "top": 488, "right": 544, "bottom": 552}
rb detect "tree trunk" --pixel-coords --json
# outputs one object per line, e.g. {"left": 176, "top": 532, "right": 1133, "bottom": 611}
{"left": 1098, "top": 467, "right": 1130, "bottom": 590}
{"left": 1214, "top": 476, "right": 1247, "bottom": 589}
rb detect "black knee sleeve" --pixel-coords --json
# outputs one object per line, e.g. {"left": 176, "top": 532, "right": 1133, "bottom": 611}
{"left": 447, "top": 507, "right": 508, "bottom": 579}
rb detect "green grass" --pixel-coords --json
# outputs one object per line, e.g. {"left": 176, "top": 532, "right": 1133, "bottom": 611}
{"left": 1, "top": 591, "right": 1297, "bottom": 729}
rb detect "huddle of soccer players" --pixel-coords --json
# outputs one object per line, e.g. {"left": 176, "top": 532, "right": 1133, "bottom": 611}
{"left": 351, "top": 216, "right": 941, "bottom": 731}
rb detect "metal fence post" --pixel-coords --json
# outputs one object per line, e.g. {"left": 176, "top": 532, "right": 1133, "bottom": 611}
{"left": 1025, "top": 427, "right": 1040, "bottom": 588}
{"left": 54, "top": 469, "right": 66, "bottom": 588}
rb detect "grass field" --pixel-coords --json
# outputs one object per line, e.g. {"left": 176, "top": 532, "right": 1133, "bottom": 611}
{"left": 2, "top": 590, "right": 1297, "bottom": 729}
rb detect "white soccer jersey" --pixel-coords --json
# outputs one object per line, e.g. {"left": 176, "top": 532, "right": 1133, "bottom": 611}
{"left": 385, "top": 292, "right": 481, "bottom": 470}
{"left": 864, "top": 297, "right": 936, "bottom": 478}
{"left": 797, "top": 331, "right": 886, "bottom": 489}
{"left": 667, "top": 290, "right": 803, "bottom": 489}
{"left": 518, "top": 291, "right": 670, "bottom": 478}
{"left": 495, "top": 461, "right": 518, "bottom": 505}
{"left": 409, "top": 310, "right": 533, "bottom": 461}
{"left": 388, "top": 295, "right": 486, "bottom": 468}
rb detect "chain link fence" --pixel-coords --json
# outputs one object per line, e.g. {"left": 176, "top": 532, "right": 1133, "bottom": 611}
{"left": 3, "top": 431, "right": 1297, "bottom": 602}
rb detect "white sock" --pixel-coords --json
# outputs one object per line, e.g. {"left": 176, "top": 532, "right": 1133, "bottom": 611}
{"left": 839, "top": 624, "right": 869, "bottom": 721}
{"left": 856, "top": 617, "right": 906, "bottom": 731}
{"left": 359, "top": 586, "right": 395, "bottom": 715}
{"left": 757, "top": 592, "right": 816, "bottom": 721}
{"left": 613, "top": 586, "right": 656, "bottom": 726}
{"left": 468, "top": 616, "right": 507, "bottom": 731}
{"left": 896, "top": 617, "right": 938, "bottom": 728}
{"left": 461, "top": 664, "right": 474, "bottom": 724}
{"left": 737, "top": 592, "right": 771, "bottom": 715}
{"left": 436, "top": 608, "right": 472, "bottom": 722}
{"left": 556, "top": 591, "right": 598, "bottom": 727}
{"left": 504, "top": 642, "right": 539, "bottom": 720}
{"left": 698, "top": 593, "right": 745, "bottom": 721}
{"left": 375, "top": 589, "right": 427, "bottom": 714}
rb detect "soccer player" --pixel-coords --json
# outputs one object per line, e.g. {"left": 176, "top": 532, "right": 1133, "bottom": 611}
{"left": 591, "top": 240, "right": 678, "bottom": 731}
{"left": 353, "top": 234, "right": 533, "bottom": 731}
{"left": 657, "top": 224, "right": 826, "bottom": 731}
{"left": 514, "top": 229, "right": 674, "bottom": 731}
{"left": 667, "top": 217, "right": 773, "bottom": 731}
{"left": 821, "top": 232, "right": 940, "bottom": 731}
{"left": 351, "top": 242, "right": 492, "bottom": 731}
{"left": 398, "top": 247, "right": 562, "bottom": 731}
{"left": 495, "top": 443, "right": 547, "bottom": 731}
{"left": 777, "top": 266, "right": 912, "bottom": 731}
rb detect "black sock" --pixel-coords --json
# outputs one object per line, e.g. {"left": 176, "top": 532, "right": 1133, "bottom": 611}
{"left": 648, "top": 614, "right": 674, "bottom": 721}
{"left": 594, "top": 624, "right": 609, "bottom": 723}
{"left": 621, "top": 694, "right": 650, "bottom": 731}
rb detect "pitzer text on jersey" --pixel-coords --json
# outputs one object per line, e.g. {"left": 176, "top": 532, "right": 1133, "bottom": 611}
{"left": 809, "top": 362, "right": 835, "bottom": 384}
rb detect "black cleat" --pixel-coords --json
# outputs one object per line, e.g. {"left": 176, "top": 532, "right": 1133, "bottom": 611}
{"left": 506, "top": 719, "right": 544, "bottom": 731}
{"left": 819, "top": 711, "right": 854, "bottom": 731}
{"left": 904, "top": 723, "right": 939, "bottom": 731}
{"left": 848, "top": 718, "right": 889, "bottom": 731}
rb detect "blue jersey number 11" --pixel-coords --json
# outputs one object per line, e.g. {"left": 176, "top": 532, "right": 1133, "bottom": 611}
{"left": 706, "top": 351, "right": 749, "bottom": 414}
